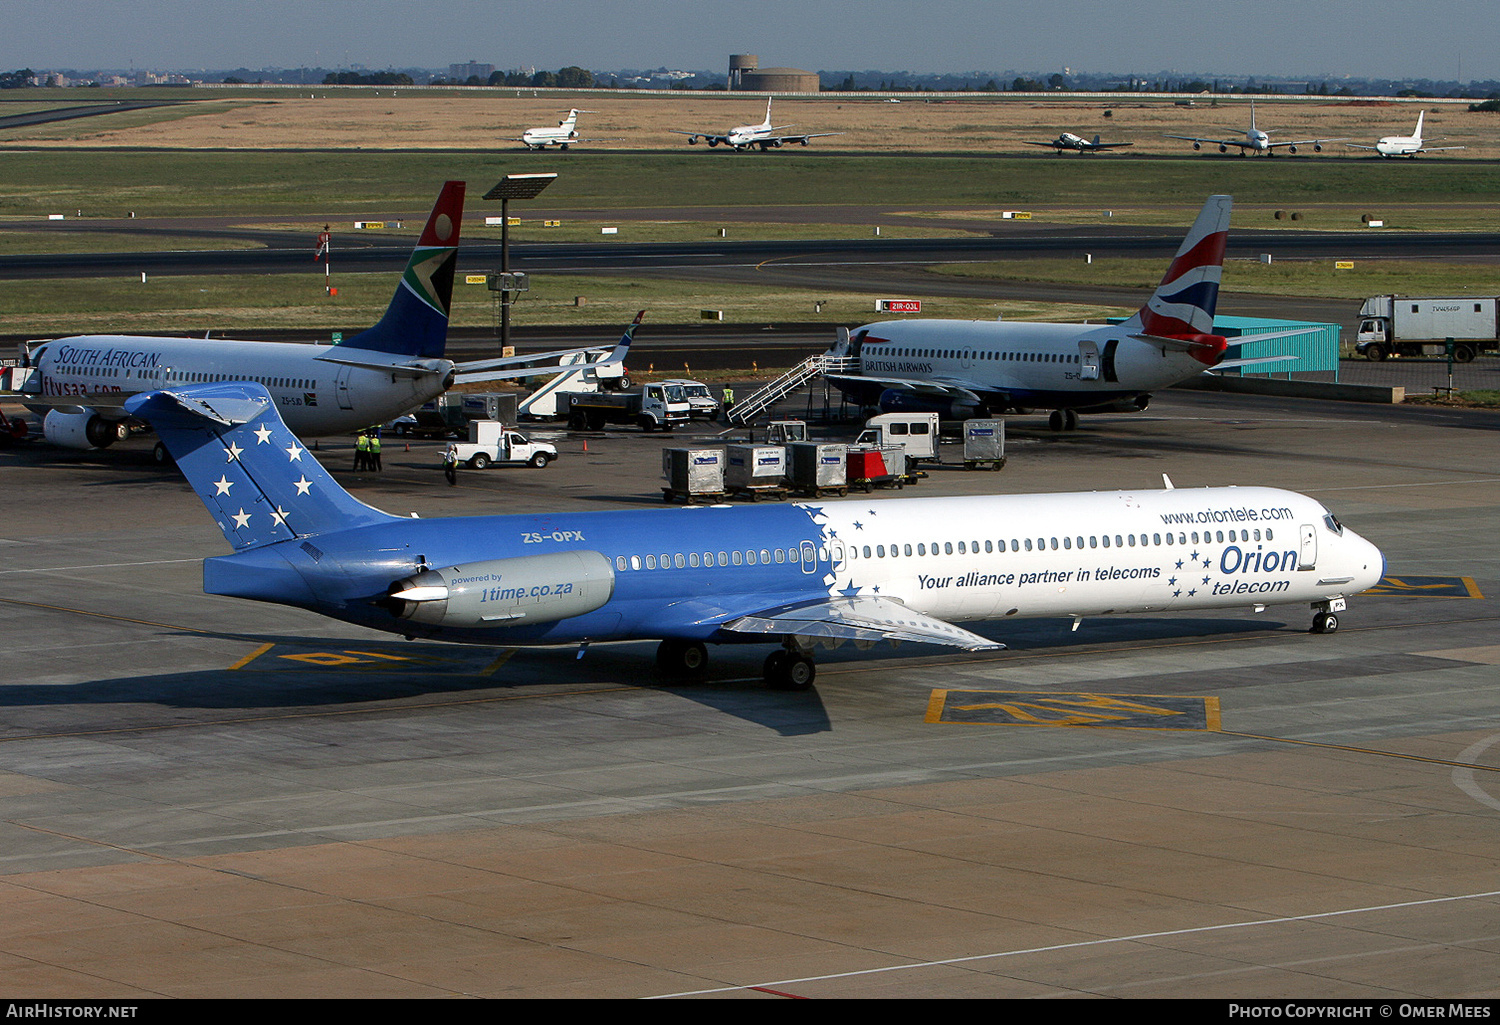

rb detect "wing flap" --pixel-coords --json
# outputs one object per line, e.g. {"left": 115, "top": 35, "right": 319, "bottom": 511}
{"left": 723, "top": 596, "right": 1003, "bottom": 651}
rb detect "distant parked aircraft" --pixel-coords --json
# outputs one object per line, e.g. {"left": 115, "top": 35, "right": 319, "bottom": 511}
{"left": 671, "top": 98, "right": 842, "bottom": 151}
{"left": 1024, "top": 132, "right": 1133, "bottom": 154}
{"left": 517, "top": 109, "right": 595, "bottom": 150}
{"left": 1165, "top": 99, "right": 1345, "bottom": 156}
{"left": 1347, "top": 111, "right": 1463, "bottom": 158}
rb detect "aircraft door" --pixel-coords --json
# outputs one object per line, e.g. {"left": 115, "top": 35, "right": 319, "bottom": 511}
{"left": 1298, "top": 524, "right": 1318, "bottom": 570}
{"left": 1101, "top": 340, "right": 1120, "bottom": 383}
{"left": 960, "top": 347, "right": 974, "bottom": 369}
{"left": 335, "top": 365, "right": 355, "bottom": 411}
{"left": 1078, "top": 341, "right": 1100, "bottom": 381}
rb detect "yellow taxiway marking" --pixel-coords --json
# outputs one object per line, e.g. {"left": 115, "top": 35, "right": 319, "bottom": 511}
{"left": 927, "top": 689, "right": 1220, "bottom": 730}
{"left": 1367, "top": 575, "right": 1483, "bottom": 599}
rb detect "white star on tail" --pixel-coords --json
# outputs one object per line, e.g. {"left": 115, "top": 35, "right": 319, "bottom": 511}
{"left": 231, "top": 509, "right": 251, "bottom": 529}
{"left": 253, "top": 424, "right": 273, "bottom": 444}
{"left": 225, "top": 442, "right": 243, "bottom": 462}
{"left": 286, "top": 442, "right": 303, "bottom": 462}
{"left": 293, "top": 476, "right": 312, "bottom": 496}
{"left": 213, "top": 476, "right": 233, "bottom": 496}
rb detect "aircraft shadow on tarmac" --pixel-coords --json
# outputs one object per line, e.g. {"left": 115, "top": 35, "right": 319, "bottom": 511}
{"left": 0, "top": 616, "right": 1284, "bottom": 739}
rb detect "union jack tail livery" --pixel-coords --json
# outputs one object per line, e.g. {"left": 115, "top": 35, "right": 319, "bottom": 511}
{"left": 341, "top": 180, "right": 465, "bottom": 360}
{"left": 1128, "top": 194, "right": 1231, "bottom": 355}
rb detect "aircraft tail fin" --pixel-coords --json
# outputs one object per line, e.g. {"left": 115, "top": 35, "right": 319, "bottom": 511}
{"left": 124, "top": 383, "right": 397, "bottom": 551}
{"left": 1128, "top": 195, "right": 1231, "bottom": 338}
{"left": 341, "top": 180, "right": 465, "bottom": 360}
{"left": 1414, "top": 110, "right": 1425, "bottom": 141}
{"left": 601, "top": 310, "right": 644, "bottom": 365}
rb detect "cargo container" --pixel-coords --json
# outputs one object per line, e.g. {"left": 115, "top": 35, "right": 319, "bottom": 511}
{"left": 962, "top": 419, "right": 1006, "bottom": 471}
{"left": 787, "top": 442, "right": 847, "bottom": 497}
{"left": 661, "top": 447, "right": 727, "bottom": 504}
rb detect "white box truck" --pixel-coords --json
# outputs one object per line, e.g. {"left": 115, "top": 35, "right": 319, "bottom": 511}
{"left": 1356, "top": 295, "right": 1500, "bottom": 362}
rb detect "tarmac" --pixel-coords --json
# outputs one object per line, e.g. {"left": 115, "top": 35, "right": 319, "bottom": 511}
{"left": 0, "top": 385, "right": 1497, "bottom": 998}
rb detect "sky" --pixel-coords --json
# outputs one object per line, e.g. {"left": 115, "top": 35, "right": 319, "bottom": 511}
{"left": 5, "top": 0, "right": 1498, "bottom": 83}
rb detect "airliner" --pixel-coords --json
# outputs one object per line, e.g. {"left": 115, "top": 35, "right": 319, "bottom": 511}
{"left": 518, "top": 109, "right": 594, "bottom": 150}
{"left": 1024, "top": 132, "right": 1132, "bottom": 154}
{"left": 825, "top": 195, "right": 1308, "bottom": 431}
{"left": 4, "top": 181, "right": 623, "bottom": 459}
{"left": 1165, "top": 99, "right": 1345, "bottom": 156}
{"left": 1347, "top": 111, "right": 1464, "bottom": 158}
{"left": 127, "top": 379, "right": 1384, "bottom": 689}
{"left": 672, "top": 98, "right": 842, "bottom": 150}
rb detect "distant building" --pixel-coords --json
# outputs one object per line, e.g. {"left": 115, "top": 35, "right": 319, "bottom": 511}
{"left": 449, "top": 62, "right": 495, "bottom": 82}
{"left": 728, "top": 55, "right": 819, "bottom": 93}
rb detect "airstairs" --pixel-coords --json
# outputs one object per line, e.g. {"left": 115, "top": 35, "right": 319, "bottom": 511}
{"left": 728, "top": 353, "right": 859, "bottom": 425}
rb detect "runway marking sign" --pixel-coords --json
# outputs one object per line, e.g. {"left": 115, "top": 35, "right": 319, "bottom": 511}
{"left": 927, "top": 690, "right": 1220, "bottom": 730}
{"left": 1366, "top": 575, "right": 1483, "bottom": 599}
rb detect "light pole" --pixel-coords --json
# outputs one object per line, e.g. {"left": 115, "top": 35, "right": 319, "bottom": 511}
{"left": 483, "top": 173, "right": 557, "bottom": 354}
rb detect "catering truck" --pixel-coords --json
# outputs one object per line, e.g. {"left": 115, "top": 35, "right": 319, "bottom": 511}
{"left": 1355, "top": 295, "right": 1500, "bottom": 362}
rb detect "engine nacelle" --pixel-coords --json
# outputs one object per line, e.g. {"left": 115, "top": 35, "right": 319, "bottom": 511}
{"left": 387, "top": 550, "right": 615, "bottom": 629}
{"left": 43, "top": 409, "right": 127, "bottom": 449}
{"left": 878, "top": 389, "right": 980, "bottom": 420}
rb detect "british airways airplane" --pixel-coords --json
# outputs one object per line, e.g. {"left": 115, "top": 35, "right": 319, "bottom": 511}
{"left": 126, "top": 381, "right": 1384, "bottom": 689}
{"left": 825, "top": 195, "right": 1308, "bottom": 431}
{"left": 6, "top": 181, "right": 627, "bottom": 459}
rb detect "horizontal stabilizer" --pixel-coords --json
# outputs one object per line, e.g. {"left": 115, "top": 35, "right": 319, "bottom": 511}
{"left": 724, "top": 595, "right": 1003, "bottom": 651}
{"left": 1212, "top": 354, "right": 1298, "bottom": 370}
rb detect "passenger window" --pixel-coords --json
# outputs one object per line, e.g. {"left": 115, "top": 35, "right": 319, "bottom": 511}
{"left": 630, "top": 555, "right": 641, "bottom": 570}
{"left": 616, "top": 556, "right": 627, "bottom": 571}
{"left": 675, "top": 554, "right": 685, "bottom": 568}
{"left": 646, "top": 555, "right": 657, "bottom": 569}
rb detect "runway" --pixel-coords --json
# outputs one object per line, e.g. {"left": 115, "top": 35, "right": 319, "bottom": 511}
{"left": 0, "top": 387, "right": 1496, "bottom": 997}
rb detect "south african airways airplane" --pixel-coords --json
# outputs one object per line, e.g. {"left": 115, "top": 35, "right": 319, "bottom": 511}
{"left": 824, "top": 194, "right": 1311, "bottom": 431}
{"left": 6, "top": 181, "right": 630, "bottom": 460}
{"left": 126, "top": 379, "right": 1383, "bottom": 689}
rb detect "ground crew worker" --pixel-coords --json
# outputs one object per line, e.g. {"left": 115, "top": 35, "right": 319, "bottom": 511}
{"left": 443, "top": 444, "right": 458, "bottom": 486}
{"left": 721, "top": 385, "right": 735, "bottom": 412}
{"left": 354, "top": 432, "right": 371, "bottom": 471}
{"left": 369, "top": 431, "right": 382, "bottom": 471}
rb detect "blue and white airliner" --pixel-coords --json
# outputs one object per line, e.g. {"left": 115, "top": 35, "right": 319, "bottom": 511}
{"left": 126, "top": 381, "right": 1385, "bottom": 689}
{"left": 825, "top": 195, "right": 1310, "bottom": 431}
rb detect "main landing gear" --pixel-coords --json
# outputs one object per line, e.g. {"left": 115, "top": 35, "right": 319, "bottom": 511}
{"left": 1048, "top": 409, "right": 1079, "bottom": 432}
{"left": 655, "top": 639, "right": 817, "bottom": 690}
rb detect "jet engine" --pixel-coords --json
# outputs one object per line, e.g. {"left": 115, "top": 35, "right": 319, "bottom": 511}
{"left": 386, "top": 550, "right": 615, "bottom": 629}
{"left": 42, "top": 409, "right": 129, "bottom": 449}
{"left": 878, "top": 389, "right": 980, "bottom": 420}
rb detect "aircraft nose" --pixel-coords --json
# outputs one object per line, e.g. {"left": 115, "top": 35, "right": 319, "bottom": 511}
{"left": 1351, "top": 530, "right": 1386, "bottom": 592}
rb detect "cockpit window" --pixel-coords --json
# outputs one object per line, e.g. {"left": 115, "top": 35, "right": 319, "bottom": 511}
{"left": 1324, "top": 513, "right": 1343, "bottom": 536}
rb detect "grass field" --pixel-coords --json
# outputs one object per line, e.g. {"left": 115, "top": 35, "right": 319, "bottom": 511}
{"left": 2, "top": 89, "right": 1497, "bottom": 337}
{"left": 0, "top": 270, "right": 1122, "bottom": 335}
{"left": 2, "top": 149, "right": 1500, "bottom": 224}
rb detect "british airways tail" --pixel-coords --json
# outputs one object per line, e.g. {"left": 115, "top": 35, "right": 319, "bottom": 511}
{"left": 341, "top": 180, "right": 465, "bottom": 360}
{"left": 1124, "top": 194, "right": 1231, "bottom": 346}
{"left": 124, "top": 383, "right": 396, "bottom": 551}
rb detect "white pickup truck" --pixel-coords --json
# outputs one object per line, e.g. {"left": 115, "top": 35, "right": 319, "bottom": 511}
{"left": 449, "top": 420, "right": 557, "bottom": 469}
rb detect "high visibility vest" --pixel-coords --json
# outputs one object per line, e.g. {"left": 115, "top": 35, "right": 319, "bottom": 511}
{"left": 356, "top": 435, "right": 370, "bottom": 451}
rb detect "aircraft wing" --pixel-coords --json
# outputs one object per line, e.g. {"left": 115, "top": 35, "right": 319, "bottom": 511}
{"left": 314, "top": 355, "right": 453, "bottom": 379}
{"left": 722, "top": 595, "right": 1003, "bottom": 651}
{"left": 669, "top": 130, "right": 730, "bottom": 144}
{"left": 823, "top": 372, "right": 983, "bottom": 403}
{"left": 1164, "top": 133, "right": 1251, "bottom": 149}
{"left": 1267, "top": 137, "right": 1348, "bottom": 149}
{"left": 1084, "top": 141, "right": 1132, "bottom": 150}
{"left": 1023, "top": 141, "right": 1069, "bottom": 149}
{"left": 453, "top": 310, "right": 642, "bottom": 386}
{"left": 1211, "top": 354, "right": 1298, "bottom": 370}
{"left": 1346, "top": 143, "right": 1379, "bottom": 151}
{"left": 771, "top": 132, "right": 843, "bottom": 144}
